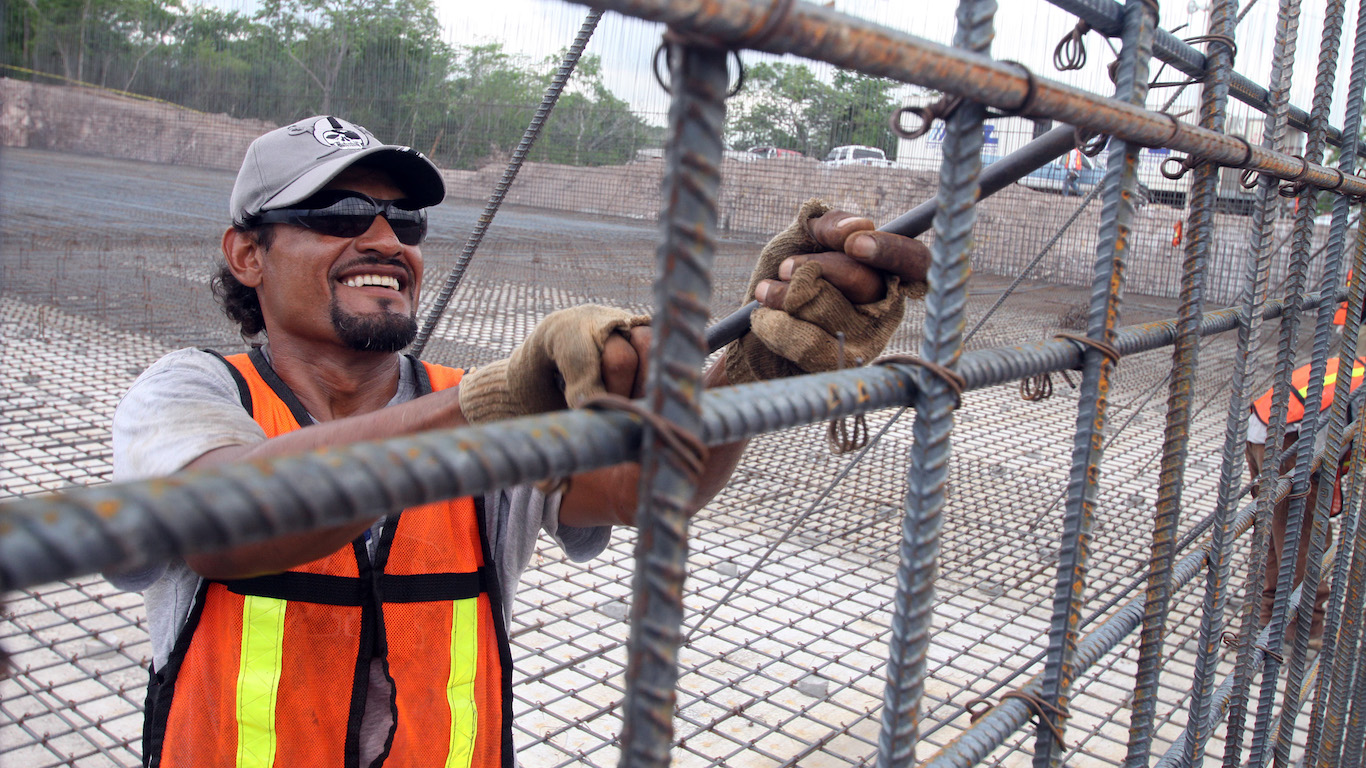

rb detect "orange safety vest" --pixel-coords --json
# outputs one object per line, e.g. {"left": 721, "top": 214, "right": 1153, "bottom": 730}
{"left": 1251, "top": 356, "right": 1366, "bottom": 428}
{"left": 143, "top": 349, "right": 512, "bottom": 768}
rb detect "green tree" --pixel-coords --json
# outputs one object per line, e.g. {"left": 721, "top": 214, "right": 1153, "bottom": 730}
{"left": 725, "top": 62, "right": 900, "bottom": 160}
{"left": 533, "top": 53, "right": 650, "bottom": 166}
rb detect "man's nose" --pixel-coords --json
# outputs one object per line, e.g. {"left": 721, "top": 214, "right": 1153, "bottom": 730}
{"left": 355, "top": 214, "right": 403, "bottom": 253}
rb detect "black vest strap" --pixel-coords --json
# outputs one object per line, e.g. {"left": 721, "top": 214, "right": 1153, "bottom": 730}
{"left": 247, "top": 347, "right": 315, "bottom": 427}
{"left": 219, "top": 568, "right": 493, "bottom": 606}
{"left": 201, "top": 348, "right": 253, "bottom": 414}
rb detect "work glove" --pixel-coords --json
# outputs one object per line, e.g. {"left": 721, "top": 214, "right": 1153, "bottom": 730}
{"left": 724, "top": 199, "right": 926, "bottom": 384}
{"left": 459, "top": 305, "right": 651, "bottom": 423}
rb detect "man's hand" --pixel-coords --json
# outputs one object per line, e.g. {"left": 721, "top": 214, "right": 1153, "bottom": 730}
{"left": 753, "top": 210, "right": 930, "bottom": 309}
{"left": 726, "top": 200, "right": 931, "bottom": 384}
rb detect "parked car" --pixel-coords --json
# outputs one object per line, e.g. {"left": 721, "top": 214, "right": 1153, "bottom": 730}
{"left": 747, "top": 145, "right": 805, "bottom": 160}
{"left": 1018, "top": 151, "right": 1104, "bottom": 195}
{"left": 823, "top": 145, "right": 896, "bottom": 168}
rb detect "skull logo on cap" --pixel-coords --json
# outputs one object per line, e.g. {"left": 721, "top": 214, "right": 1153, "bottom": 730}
{"left": 311, "top": 116, "right": 369, "bottom": 149}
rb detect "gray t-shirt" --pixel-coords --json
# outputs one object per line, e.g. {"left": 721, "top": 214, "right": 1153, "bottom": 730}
{"left": 110, "top": 347, "right": 611, "bottom": 764}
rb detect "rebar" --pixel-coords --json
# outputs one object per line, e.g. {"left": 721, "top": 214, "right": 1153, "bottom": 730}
{"left": 1034, "top": 1, "right": 1157, "bottom": 764}
{"left": 616, "top": 38, "right": 727, "bottom": 767}
{"left": 1220, "top": 0, "right": 1306, "bottom": 761}
{"left": 876, "top": 1, "right": 992, "bottom": 764}
{"left": 1125, "top": 0, "right": 1238, "bottom": 762}
{"left": 1320, "top": 314, "right": 1366, "bottom": 767}
{"left": 1298, "top": 5, "right": 1366, "bottom": 764}
{"left": 409, "top": 10, "right": 602, "bottom": 357}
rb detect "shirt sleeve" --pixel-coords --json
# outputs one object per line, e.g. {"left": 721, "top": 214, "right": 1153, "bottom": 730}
{"left": 112, "top": 348, "right": 267, "bottom": 482}
{"left": 107, "top": 349, "right": 267, "bottom": 592}
{"left": 487, "top": 485, "right": 612, "bottom": 619}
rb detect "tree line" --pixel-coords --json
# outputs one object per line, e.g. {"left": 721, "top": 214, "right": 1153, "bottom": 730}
{"left": 5, "top": 0, "right": 904, "bottom": 167}
{"left": 4, "top": 0, "right": 661, "bottom": 169}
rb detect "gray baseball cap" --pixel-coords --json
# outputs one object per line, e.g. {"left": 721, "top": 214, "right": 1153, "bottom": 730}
{"left": 230, "top": 115, "right": 445, "bottom": 225}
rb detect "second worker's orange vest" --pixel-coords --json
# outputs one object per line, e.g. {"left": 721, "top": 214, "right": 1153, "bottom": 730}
{"left": 142, "top": 349, "right": 512, "bottom": 768}
{"left": 1251, "top": 356, "right": 1366, "bottom": 428}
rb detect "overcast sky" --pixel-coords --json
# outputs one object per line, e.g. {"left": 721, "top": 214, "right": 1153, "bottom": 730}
{"left": 446, "top": 0, "right": 1358, "bottom": 130}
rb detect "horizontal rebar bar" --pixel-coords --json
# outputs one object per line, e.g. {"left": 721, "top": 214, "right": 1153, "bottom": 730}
{"left": 0, "top": 286, "right": 1346, "bottom": 594}
{"left": 575, "top": 0, "right": 1366, "bottom": 196}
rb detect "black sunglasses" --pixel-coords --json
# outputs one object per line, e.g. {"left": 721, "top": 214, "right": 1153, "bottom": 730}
{"left": 253, "top": 190, "right": 428, "bottom": 245}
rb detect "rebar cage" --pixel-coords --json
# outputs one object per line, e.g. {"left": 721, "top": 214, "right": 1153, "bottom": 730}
{"left": 5, "top": 0, "right": 1366, "bottom": 766}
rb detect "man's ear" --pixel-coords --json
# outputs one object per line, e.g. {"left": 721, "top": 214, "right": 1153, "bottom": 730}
{"left": 222, "top": 228, "right": 265, "bottom": 288}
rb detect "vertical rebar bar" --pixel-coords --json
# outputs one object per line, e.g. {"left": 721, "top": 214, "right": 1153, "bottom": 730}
{"left": 1126, "top": 1, "right": 1239, "bottom": 763}
{"left": 1034, "top": 1, "right": 1157, "bottom": 765}
{"left": 1220, "top": 1, "right": 1306, "bottom": 763}
{"left": 410, "top": 11, "right": 602, "bottom": 357}
{"left": 875, "top": 0, "right": 993, "bottom": 764}
{"left": 615, "top": 37, "right": 726, "bottom": 768}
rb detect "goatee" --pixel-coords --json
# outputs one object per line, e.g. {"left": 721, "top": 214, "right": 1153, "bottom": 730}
{"left": 331, "top": 301, "right": 418, "bottom": 353}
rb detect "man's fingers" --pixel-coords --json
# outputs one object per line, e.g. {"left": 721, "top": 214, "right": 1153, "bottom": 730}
{"left": 626, "top": 326, "right": 652, "bottom": 399}
{"left": 755, "top": 279, "right": 790, "bottom": 310}
{"left": 779, "top": 252, "right": 885, "bottom": 305}
{"left": 809, "top": 209, "right": 931, "bottom": 287}
{"left": 600, "top": 334, "right": 640, "bottom": 397}
{"left": 842, "top": 231, "right": 931, "bottom": 285}
{"left": 810, "top": 210, "right": 874, "bottom": 251}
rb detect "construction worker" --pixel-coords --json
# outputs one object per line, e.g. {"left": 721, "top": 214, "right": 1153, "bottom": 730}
{"left": 1246, "top": 351, "right": 1363, "bottom": 651}
{"left": 108, "top": 115, "right": 931, "bottom": 766}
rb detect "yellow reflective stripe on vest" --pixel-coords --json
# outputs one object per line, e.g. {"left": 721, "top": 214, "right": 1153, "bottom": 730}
{"left": 446, "top": 598, "right": 480, "bottom": 768}
{"left": 1297, "top": 364, "right": 1365, "bottom": 399}
{"left": 236, "top": 595, "right": 286, "bottom": 768}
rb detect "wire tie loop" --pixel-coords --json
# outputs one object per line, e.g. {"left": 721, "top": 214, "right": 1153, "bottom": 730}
{"left": 1240, "top": 167, "right": 1261, "bottom": 190}
{"left": 1054, "top": 332, "right": 1121, "bottom": 367}
{"left": 1231, "top": 135, "right": 1254, "bottom": 167}
{"left": 1256, "top": 643, "right": 1285, "bottom": 664}
{"left": 1221, "top": 631, "right": 1241, "bottom": 649}
{"left": 581, "top": 393, "right": 709, "bottom": 481}
{"left": 826, "top": 333, "right": 870, "bottom": 454}
{"left": 1161, "top": 156, "right": 1203, "bottom": 180}
{"left": 1020, "top": 372, "right": 1054, "bottom": 401}
{"left": 1053, "top": 19, "right": 1091, "bottom": 72}
{"left": 1184, "top": 33, "right": 1238, "bottom": 61}
{"left": 972, "top": 688, "right": 1065, "bottom": 748}
{"left": 1074, "top": 128, "right": 1109, "bottom": 157}
{"left": 652, "top": 33, "right": 747, "bottom": 99}
{"left": 1277, "top": 153, "right": 1311, "bottom": 198}
{"left": 875, "top": 354, "right": 967, "bottom": 409}
{"left": 890, "top": 95, "right": 963, "bottom": 140}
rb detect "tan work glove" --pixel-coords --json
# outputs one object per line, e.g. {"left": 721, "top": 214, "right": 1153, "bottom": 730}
{"left": 459, "top": 305, "right": 650, "bottom": 423}
{"left": 725, "top": 199, "right": 926, "bottom": 384}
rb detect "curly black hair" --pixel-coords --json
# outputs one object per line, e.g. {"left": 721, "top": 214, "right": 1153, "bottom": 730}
{"left": 211, "top": 225, "right": 275, "bottom": 338}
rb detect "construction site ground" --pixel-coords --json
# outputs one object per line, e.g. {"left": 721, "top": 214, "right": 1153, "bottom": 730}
{"left": 0, "top": 147, "right": 1317, "bottom": 766}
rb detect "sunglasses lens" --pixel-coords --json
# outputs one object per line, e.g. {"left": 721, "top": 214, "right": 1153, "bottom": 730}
{"left": 286, "top": 194, "right": 427, "bottom": 245}
{"left": 296, "top": 214, "right": 374, "bottom": 239}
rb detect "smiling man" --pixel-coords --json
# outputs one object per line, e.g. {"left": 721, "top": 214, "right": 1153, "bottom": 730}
{"left": 111, "top": 115, "right": 930, "bottom": 767}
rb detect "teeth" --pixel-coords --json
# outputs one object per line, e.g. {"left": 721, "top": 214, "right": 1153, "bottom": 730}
{"left": 343, "top": 274, "right": 400, "bottom": 290}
